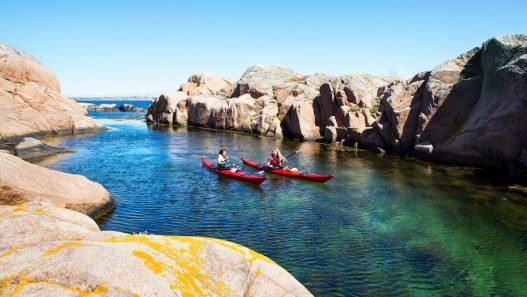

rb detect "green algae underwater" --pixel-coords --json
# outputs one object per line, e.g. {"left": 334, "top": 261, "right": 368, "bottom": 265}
{"left": 41, "top": 115, "right": 527, "bottom": 297}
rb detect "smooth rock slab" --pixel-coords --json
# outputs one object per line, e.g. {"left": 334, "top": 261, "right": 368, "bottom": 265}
{"left": 0, "top": 44, "right": 103, "bottom": 141}
{"left": 0, "top": 153, "right": 112, "bottom": 217}
{"left": 0, "top": 202, "right": 313, "bottom": 297}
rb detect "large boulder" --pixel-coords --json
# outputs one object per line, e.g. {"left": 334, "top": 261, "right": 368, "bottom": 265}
{"left": 250, "top": 96, "right": 282, "bottom": 137}
{"left": 0, "top": 44, "right": 103, "bottom": 142}
{"left": 374, "top": 80, "right": 426, "bottom": 153}
{"left": 0, "top": 201, "right": 100, "bottom": 249}
{"left": 361, "top": 34, "right": 527, "bottom": 172}
{"left": 428, "top": 35, "right": 527, "bottom": 167}
{"left": 0, "top": 202, "right": 313, "bottom": 297}
{"left": 313, "top": 82, "right": 337, "bottom": 129}
{"left": 184, "top": 73, "right": 233, "bottom": 97}
{"left": 368, "top": 47, "right": 482, "bottom": 155}
{"left": 335, "top": 74, "right": 391, "bottom": 108}
{"left": 146, "top": 92, "right": 189, "bottom": 125}
{"left": 237, "top": 65, "right": 300, "bottom": 98}
{"left": 0, "top": 152, "right": 112, "bottom": 217}
{"left": 281, "top": 98, "right": 321, "bottom": 140}
{"left": 229, "top": 95, "right": 259, "bottom": 133}
{"left": 187, "top": 95, "right": 227, "bottom": 127}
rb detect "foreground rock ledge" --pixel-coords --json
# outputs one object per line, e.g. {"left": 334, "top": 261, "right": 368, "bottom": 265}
{"left": 0, "top": 152, "right": 112, "bottom": 218}
{"left": 0, "top": 201, "right": 313, "bottom": 297}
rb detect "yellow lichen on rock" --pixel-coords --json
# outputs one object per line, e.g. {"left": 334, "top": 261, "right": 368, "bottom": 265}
{"left": 43, "top": 241, "right": 81, "bottom": 256}
{"left": 132, "top": 250, "right": 164, "bottom": 274}
{"left": 0, "top": 203, "right": 313, "bottom": 297}
{"left": 204, "top": 236, "right": 277, "bottom": 265}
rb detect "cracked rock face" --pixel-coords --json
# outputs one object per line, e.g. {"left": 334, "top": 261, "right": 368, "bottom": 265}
{"left": 0, "top": 202, "right": 313, "bottom": 297}
{"left": 0, "top": 44, "right": 104, "bottom": 142}
{"left": 364, "top": 34, "right": 527, "bottom": 169}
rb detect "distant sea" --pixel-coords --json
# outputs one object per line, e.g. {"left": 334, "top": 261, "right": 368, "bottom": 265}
{"left": 76, "top": 99, "right": 153, "bottom": 109}
{"left": 75, "top": 99, "right": 153, "bottom": 118}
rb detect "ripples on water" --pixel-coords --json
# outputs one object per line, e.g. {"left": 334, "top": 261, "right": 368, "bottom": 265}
{"left": 42, "top": 114, "right": 527, "bottom": 296}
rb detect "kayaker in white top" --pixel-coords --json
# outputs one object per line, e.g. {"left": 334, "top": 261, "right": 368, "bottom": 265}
{"left": 217, "top": 149, "right": 237, "bottom": 171}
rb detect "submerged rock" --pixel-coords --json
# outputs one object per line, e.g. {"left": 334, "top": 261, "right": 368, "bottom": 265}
{"left": 14, "top": 137, "right": 70, "bottom": 160}
{"left": 0, "top": 201, "right": 313, "bottom": 297}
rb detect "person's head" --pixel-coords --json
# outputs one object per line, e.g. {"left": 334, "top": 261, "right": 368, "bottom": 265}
{"left": 219, "top": 149, "right": 227, "bottom": 156}
{"left": 272, "top": 148, "right": 283, "bottom": 159}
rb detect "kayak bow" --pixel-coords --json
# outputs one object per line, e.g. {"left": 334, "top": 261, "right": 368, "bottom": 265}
{"left": 240, "top": 157, "right": 334, "bottom": 183}
{"left": 201, "top": 158, "right": 267, "bottom": 185}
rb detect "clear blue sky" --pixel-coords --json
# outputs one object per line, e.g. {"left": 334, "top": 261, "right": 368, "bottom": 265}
{"left": 1, "top": 0, "right": 525, "bottom": 96}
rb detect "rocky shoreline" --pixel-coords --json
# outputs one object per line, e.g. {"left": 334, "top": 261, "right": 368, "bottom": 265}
{"left": 0, "top": 44, "right": 313, "bottom": 295}
{"left": 1, "top": 33, "right": 525, "bottom": 296}
{"left": 146, "top": 34, "right": 527, "bottom": 176}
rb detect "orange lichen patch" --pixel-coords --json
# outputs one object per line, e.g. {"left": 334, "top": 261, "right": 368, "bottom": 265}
{"left": 202, "top": 236, "right": 277, "bottom": 265}
{"left": 0, "top": 281, "right": 10, "bottom": 296}
{"left": 0, "top": 204, "right": 28, "bottom": 220}
{"left": 131, "top": 294, "right": 140, "bottom": 297}
{"left": 2, "top": 277, "right": 35, "bottom": 297}
{"left": 132, "top": 250, "right": 163, "bottom": 274}
{"left": 12, "top": 204, "right": 27, "bottom": 212}
{"left": 43, "top": 241, "right": 81, "bottom": 256}
{"left": 0, "top": 246, "right": 22, "bottom": 259}
{"left": 103, "top": 235, "right": 236, "bottom": 297}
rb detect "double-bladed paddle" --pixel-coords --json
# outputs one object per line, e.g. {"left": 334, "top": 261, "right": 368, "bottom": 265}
{"left": 257, "top": 149, "right": 301, "bottom": 174}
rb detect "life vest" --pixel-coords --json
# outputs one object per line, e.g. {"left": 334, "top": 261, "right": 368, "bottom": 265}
{"left": 268, "top": 155, "right": 281, "bottom": 167}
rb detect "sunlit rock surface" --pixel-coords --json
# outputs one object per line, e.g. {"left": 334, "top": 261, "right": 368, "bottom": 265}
{"left": 0, "top": 152, "right": 112, "bottom": 217}
{"left": 0, "top": 44, "right": 103, "bottom": 142}
{"left": 0, "top": 202, "right": 313, "bottom": 297}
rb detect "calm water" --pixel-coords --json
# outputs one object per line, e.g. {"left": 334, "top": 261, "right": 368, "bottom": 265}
{"left": 41, "top": 108, "right": 527, "bottom": 296}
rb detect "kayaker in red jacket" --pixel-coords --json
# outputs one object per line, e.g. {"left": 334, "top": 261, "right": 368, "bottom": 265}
{"left": 266, "top": 148, "right": 287, "bottom": 169}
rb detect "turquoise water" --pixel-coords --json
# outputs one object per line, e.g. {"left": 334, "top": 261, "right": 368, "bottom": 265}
{"left": 42, "top": 115, "right": 527, "bottom": 296}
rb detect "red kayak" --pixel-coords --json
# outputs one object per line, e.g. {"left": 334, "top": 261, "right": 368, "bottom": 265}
{"left": 201, "top": 158, "right": 267, "bottom": 185}
{"left": 240, "top": 158, "right": 334, "bottom": 183}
